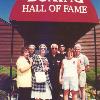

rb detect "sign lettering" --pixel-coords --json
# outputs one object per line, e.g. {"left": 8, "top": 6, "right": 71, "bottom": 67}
{"left": 22, "top": 0, "right": 87, "bottom": 13}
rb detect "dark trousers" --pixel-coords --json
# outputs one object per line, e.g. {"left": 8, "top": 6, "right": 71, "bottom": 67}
{"left": 52, "top": 84, "right": 61, "bottom": 100}
{"left": 18, "top": 87, "right": 32, "bottom": 100}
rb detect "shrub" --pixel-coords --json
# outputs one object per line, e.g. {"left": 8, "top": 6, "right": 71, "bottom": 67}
{"left": 86, "top": 67, "right": 100, "bottom": 87}
{"left": 0, "top": 66, "right": 17, "bottom": 92}
{"left": 0, "top": 65, "right": 16, "bottom": 78}
{"left": 83, "top": 67, "right": 100, "bottom": 99}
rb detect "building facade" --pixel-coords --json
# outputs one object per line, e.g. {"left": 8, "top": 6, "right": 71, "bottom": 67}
{"left": 0, "top": 18, "right": 24, "bottom": 66}
{"left": 77, "top": 22, "right": 100, "bottom": 67}
{"left": 0, "top": 18, "right": 100, "bottom": 67}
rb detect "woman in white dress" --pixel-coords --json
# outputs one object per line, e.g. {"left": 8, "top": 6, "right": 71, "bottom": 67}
{"left": 31, "top": 44, "right": 52, "bottom": 100}
{"left": 59, "top": 48, "right": 80, "bottom": 100}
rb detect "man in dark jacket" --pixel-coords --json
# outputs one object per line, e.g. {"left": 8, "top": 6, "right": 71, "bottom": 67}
{"left": 46, "top": 43, "right": 61, "bottom": 100}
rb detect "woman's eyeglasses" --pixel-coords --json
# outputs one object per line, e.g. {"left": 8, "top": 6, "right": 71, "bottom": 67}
{"left": 40, "top": 48, "right": 46, "bottom": 50}
{"left": 51, "top": 48, "right": 57, "bottom": 50}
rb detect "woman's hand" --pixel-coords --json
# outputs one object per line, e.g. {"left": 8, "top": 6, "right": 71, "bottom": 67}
{"left": 43, "top": 66, "right": 49, "bottom": 72}
{"left": 44, "top": 60, "right": 49, "bottom": 71}
{"left": 29, "top": 57, "right": 33, "bottom": 62}
{"left": 59, "top": 78, "right": 64, "bottom": 84}
{"left": 29, "top": 57, "right": 33, "bottom": 66}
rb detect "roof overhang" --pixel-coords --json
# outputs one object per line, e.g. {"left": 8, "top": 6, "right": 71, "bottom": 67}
{"left": 10, "top": 0, "right": 99, "bottom": 23}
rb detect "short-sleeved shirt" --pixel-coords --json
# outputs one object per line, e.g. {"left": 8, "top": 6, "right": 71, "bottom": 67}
{"left": 76, "top": 53, "right": 89, "bottom": 70}
{"left": 63, "top": 58, "right": 78, "bottom": 77}
{"left": 16, "top": 56, "right": 32, "bottom": 88}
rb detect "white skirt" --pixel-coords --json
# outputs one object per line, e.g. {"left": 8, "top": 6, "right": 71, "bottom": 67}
{"left": 31, "top": 83, "right": 52, "bottom": 99}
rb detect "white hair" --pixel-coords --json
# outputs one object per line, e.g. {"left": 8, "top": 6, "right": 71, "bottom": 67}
{"left": 39, "top": 44, "right": 47, "bottom": 50}
{"left": 51, "top": 43, "right": 58, "bottom": 49}
{"left": 74, "top": 43, "right": 82, "bottom": 50}
{"left": 29, "top": 44, "right": 35, "bottom": 49}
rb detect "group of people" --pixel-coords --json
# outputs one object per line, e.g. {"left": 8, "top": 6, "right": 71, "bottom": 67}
{"left": 16, "top": 43, "right": 89, "bottom": 100}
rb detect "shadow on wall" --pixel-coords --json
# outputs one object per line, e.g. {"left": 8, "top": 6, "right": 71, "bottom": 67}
{"left": 11, "top": 21, "right": 95, "bottom": 47}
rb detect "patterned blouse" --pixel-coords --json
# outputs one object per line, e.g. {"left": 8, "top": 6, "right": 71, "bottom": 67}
{"left": 32, "top": 54, "right": 52, "bottom": 92}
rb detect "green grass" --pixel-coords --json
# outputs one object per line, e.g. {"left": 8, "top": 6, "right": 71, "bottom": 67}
{"left": 0, "top": 66, "right": 17, "bottom": 78}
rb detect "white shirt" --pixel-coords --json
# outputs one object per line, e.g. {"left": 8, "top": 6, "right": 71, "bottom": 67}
{"left": 63, "top": 58, "right": 78, "bottom": 77}
{"left": 76, "top": 53, "right": 89, "bottom": 70}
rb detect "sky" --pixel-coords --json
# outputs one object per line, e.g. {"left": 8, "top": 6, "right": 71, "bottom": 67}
{"left": 0, "top": 0, "right": 100, "bottom": 22}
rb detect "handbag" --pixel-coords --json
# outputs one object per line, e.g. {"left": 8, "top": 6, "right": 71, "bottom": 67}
{"left": 35, "top": 72, "right": 46, "bottom": 83}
